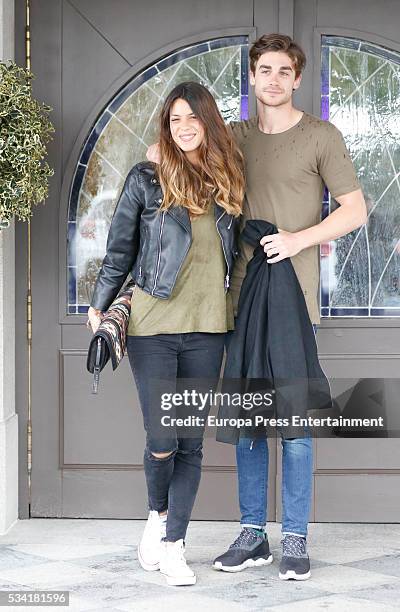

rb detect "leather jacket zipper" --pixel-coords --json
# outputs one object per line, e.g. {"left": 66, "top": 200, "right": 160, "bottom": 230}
{"left": 138, "top": 228, "right": 147, "bottom": 279}
{"left": 151, "top": 211, "right": 166, "bottom": 295}
{"left": 216, "top": 210, "right": 230, "bottom": 291}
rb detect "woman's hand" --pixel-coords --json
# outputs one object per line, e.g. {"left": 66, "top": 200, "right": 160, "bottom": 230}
{"left": 87, "top": 306, "right": 104, "bottom": 333}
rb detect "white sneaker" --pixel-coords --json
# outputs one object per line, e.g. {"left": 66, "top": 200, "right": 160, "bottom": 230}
{"left": 160, "top": 539, "right": 196, "bottom": 586}
{"left": 138, "top": 511, "right": 167, "bottom": 571}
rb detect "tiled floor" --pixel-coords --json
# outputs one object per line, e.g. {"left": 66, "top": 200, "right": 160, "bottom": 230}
{"left": 0, "top": 520, "right": 400, "bottom": 611}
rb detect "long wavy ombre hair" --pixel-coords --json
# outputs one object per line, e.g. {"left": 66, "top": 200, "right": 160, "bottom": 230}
{"left": 157, "top": 81, "right": 245, "bottom": 217}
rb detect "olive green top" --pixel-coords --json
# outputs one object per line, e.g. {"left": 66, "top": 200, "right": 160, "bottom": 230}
{"left": 230, "top": 113, "right": 361, "bottom": 324}
{"left": 127, "top": 203, "right": 234, "bottom": 336}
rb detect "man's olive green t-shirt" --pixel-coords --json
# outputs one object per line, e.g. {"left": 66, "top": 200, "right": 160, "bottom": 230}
{"left": 230, "top": 112, "right": 361, "bottom": 324}
{"left": 127, "top": 203, "right": 234, "bottom": 336}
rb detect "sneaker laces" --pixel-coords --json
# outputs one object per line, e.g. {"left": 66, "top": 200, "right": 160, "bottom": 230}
{"left": 281, "top": 534, "right": 307, "bottom": 557}
{"left": 230, "top": 528, "right": 261, "bottom": 549}
{"left": 168, "top": 540, "right": 188, "bottom": 568}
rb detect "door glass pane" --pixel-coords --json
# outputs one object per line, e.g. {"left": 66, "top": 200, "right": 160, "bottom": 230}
{"left": 68, "top": 37, "right": 249, "bottom": 314}
{"left": 320, "top": 36, "right": 400, "bottom": 317}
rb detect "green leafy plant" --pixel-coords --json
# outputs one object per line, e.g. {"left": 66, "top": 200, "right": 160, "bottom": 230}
{"left": 0, "top": 61, "right": 54, "bottom": 227}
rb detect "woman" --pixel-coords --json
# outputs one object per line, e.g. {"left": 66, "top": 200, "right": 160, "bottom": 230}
{"left": 88, "top": 81, "right": 244, "bottom": 586}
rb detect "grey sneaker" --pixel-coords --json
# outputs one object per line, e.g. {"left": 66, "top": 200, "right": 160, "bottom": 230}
{"left": 279, "top": 534, "right": 311, "bottom": 580}
{"left": 213, "top": 527, "right": 273, "bottom": 572}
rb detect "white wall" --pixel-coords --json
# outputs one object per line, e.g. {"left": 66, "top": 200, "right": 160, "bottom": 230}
{"left": 0, "top": 0, "right": 18, "bottom": 535}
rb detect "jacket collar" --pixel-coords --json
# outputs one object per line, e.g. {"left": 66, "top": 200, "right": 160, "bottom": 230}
{"left": 151, "top": 180, "right": 191, "bottom": 233}
{"left": 215, "top": 203, "right": 226, "bottom": 223}
{"left": 167, "top": 206, "right": 191, "bottom": 233}
{"left": 168, "top": 202, "right": 228, "bottom": 232}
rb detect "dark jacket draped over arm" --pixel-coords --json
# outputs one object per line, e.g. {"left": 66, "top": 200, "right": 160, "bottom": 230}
{"left": 217, "top": 219, "right": 334, "bottom": 444}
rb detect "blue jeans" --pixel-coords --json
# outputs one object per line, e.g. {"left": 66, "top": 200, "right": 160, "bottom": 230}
{"left": 236, "top": 325, "right": 317, "bottom": 538}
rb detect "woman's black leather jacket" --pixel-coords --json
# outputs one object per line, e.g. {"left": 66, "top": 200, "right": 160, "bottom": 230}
{"left": 90, "top": 162, "right": 241, "bottom": 312}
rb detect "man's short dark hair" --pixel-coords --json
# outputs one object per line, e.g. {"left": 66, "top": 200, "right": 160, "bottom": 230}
{"left": 250, "top": 33, "right": 306, "bottom": 78}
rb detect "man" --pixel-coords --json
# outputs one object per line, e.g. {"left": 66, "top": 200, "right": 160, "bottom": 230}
{"left": 212, "top": 33, "right": 366, "bottom": 581}
{"left": 147, "top": 33, "right": 367, "bottom": 581}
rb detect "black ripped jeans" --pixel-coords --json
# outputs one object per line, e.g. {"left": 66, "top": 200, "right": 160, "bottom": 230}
{"left": 126, "top": 332, "right": 225, "bottom": 541}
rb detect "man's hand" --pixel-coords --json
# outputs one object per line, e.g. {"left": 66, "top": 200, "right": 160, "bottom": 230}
{"left": 146, "top": 143, "right": 161, "bottom": 164}
{"left": 261, "top": 189, "right": 367, "bottom": 263}
{"left": 260, "top": 228, "right": 305, "bottom": 263}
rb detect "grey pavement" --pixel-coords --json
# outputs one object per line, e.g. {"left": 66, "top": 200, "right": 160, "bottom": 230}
{"left": 0, "top": 520, "right": 400, "bottom": 611}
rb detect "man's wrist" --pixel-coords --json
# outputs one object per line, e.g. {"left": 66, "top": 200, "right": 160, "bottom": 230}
{"left": 296, "top": 227, "right": 316, "bottom": 250}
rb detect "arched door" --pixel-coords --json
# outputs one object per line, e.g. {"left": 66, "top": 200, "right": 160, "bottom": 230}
{"left": 16, "top": 0, "right": 400, "bottom": 522}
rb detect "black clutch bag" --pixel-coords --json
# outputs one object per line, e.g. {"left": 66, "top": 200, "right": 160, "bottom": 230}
{"left": 86, "top": 279, "right": 135, "bottom": 394}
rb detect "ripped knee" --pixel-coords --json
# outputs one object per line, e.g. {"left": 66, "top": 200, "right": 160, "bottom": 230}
{"left": 151, "top": 450, "right": 174, "bottom": 459}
